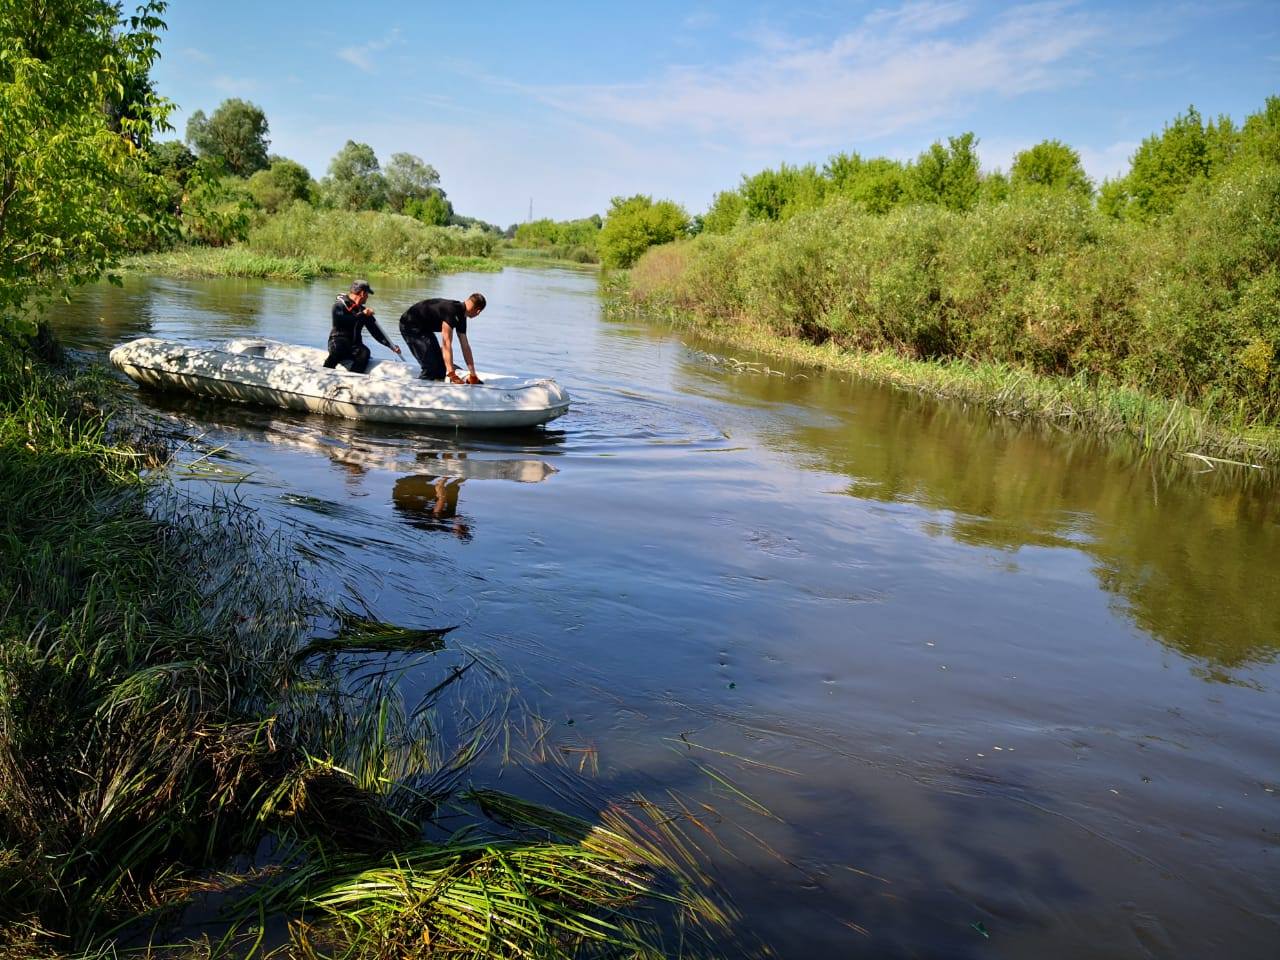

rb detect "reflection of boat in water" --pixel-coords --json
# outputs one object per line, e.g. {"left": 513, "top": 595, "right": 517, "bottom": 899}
{"left": 110, "top": 337, "right": 571, "bottom": 429}
{"left": 251, "top": 424, "right": 558, "bottom": 480}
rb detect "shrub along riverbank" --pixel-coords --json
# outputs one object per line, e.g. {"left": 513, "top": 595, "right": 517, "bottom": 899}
{"left": 123, "top": 205, "right": 503, "bottom": 280}
{"left": 0, "top": 336, "right": 727, "bottom": 957}
{"left": 622, "top": 164, "right": 1280, "bottom": 466}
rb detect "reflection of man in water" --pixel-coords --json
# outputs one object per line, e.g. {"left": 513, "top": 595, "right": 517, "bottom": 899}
{"left": 392, "top": 475, "right": 471, "bottom": 541}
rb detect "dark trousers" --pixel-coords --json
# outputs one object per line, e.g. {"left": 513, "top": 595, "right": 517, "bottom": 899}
{"left": 400, "top": 318, "right": 445, "bottom": 380}
{"left": 324, "top": 335, "right": 370, "bottom": 373}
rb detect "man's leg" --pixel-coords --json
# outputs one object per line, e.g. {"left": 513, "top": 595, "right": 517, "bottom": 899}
{"left": 349, "top": 343, "right": 371, "bottom": 374}
{"left": 324, "top": 336, "right": 351, "bottom": 369}
{"left": 403, "top": 327, "right": 445, "bottom": 380}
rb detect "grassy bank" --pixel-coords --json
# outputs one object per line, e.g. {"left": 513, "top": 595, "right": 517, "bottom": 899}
{"left": 127, "top": 204, "right": 506, "bottom": 280}
{"left": 622, "top": 166, "right": 1280, "bottom": 467}
{"left": 123, "top": 246, "right": 501, "bottom": 281}
{"left": 0, "top": 336, "right": 728, "bottom": 957}
{"left": 500, "top": 245, "right": 602, "bottom": 270}
{"left": 611, "top": 292, "right": 1280, "bottom": 468}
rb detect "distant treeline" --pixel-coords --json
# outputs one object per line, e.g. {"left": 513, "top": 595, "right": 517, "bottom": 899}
{"left": 624, "top": 98, "right": 1280, "bottom": 426}
{"left": 139, "top": 98, "right": 501, "bottom": 269}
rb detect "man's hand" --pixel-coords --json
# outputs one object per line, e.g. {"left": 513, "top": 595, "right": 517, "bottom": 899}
{"left": 447, "top": 370, "right": 465, "bottom": 384}
{"left": 465, "top": 372, "right": 483, "bottom": 385}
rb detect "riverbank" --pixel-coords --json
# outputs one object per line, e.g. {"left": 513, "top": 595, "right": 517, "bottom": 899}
{"left": 619, "top": 167, "right": 1280, "bottom": 469}
{"left": 0, "top": 335, "right": 726, "bottom": 957}
{"left": 609, "top": 283, "right": 1280, "bottom": 470}
{"left": 123, "top": 245, "right": 501, "bottom": 281}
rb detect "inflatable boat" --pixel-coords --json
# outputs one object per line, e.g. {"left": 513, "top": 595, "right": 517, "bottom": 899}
{"left": 109, "top": 337, "right": 571, "bottom": 429}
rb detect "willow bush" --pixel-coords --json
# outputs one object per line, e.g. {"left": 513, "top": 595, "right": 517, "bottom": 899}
{"left": 247, "top": 203, "right": 497, "bottom": 271}
{"left": 631, "top": 165, "right": 1280, "bottom": 424}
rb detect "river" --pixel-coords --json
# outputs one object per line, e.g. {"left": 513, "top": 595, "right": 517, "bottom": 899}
{"left": 48, "top": 266, "right": 1279, "bottom": 958}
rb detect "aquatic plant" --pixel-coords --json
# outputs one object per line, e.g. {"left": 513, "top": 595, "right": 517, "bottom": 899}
{"left": 0, "top": 340, "right": 732, "bottom": 956}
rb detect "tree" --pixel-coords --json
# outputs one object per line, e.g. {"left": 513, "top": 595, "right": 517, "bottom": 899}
{"left": 0, "top": 0, "right": 173, "bottom": 332}
{"left": 598, "top": 195, "right": 689, "bottom": 269}
{"left": 1106, "top": 106, "right": 1239, "bottom": 220}
{"left": 185, "top": 98, "right": 270, "bottom": 177}
{"left": 1010, "top": 140, "right": 1092, "bottom": 197}
{"left": 246, "top": 157, "right": 313, "bottom": 213}
{"left": 739, "top": 164, "right": 825, "bottom": 221}
{"left": 404, "top": 190, "right": 453, "bottom": 225}
{"left": 323, "top": 140, "right": 386, "bottom": 210}
{"left": 828, "top": 155, "right": 907, "bottom": 214}
{"left": 906, "top": 133, "right": 981, "bottom": 211}
{"left": 384, "top": 152, "right": 440, "bottom": 213}
{"left": 701, "top": 190, "right": 746, "bottom": 234}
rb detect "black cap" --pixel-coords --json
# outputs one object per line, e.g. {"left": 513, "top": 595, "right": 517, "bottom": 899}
{"left": 350, "top": 279, "right": 374, "bottom": 295}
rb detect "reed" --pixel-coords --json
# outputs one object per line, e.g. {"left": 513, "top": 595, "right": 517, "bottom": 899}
{"left": 0, "top": 338, "right": 730, "bottom": 957}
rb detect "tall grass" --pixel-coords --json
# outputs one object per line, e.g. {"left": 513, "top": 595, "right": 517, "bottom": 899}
{"left": 247, "top": 203, "right": 497, "bottom": 271}
{"left": 625, "top": 166, "right": 1280, "bottom": 460}
{"left": 0, "top": 337, "right": 731, "bottom": 956}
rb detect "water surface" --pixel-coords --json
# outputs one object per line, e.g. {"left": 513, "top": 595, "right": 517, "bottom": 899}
{"left": 49, "top": 268, "right": 1280, "bottom": 958}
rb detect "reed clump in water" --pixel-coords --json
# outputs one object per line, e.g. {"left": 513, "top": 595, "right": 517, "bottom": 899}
{"left": 0, "top": 337, "right": 730, "bottom": 957}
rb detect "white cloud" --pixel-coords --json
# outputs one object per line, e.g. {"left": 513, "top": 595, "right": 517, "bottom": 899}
{"left": 181, "top": 47, "right": 213, "bottom": 64}
{"left": 524, "top": 1, "right": 1102, "bottom": 149}
{"left": 337, "top": 28, "right": 402, "bottom": 73}
{"left": 212, "top": 74, "right": 257, "bottom": 95}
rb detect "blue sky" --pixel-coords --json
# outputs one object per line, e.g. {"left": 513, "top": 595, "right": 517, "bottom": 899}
{"left": 152, "top": 1, "right": 1279, "bottom": 226}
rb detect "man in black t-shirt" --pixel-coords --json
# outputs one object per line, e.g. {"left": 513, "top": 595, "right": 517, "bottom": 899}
{"left": 324, "top": 279, "right": 401, "bottom": 373}
{"left": 398, "top": 292, "right": 487, "bottom": 383}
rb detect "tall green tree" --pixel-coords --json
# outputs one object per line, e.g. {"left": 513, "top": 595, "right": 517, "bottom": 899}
{"left": 246, "top": 157, "right": 313, "bottom": 213}
{"left": 598, "top": 195, "right": 689, "bottom": 268}
{"left": 1102, "top": 106, "right": 1238, "bottom": 220}
{"left": 1010, "top": 140, "right": 1092, "bottom": 197}
{"left": 323, "top": 140, "right": 386, "bottom": 211}
{"left": 0, "top": 0, "right": 173, "bottom": 332}
{"left": 404, "top": 190, "right": 453, "bottom": 225}
{"left": 184, "top": 98, "right": 270, "bottom": 177}
{"left": 906, "top": 133, "right": 981, "bottom": 211}
{"left": 384, "top": 152, "right": 440, "bottom": 213}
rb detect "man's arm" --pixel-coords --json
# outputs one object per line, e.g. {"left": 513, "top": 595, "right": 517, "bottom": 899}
{"left": 441, "top": 322, "right": 458, "bottom": 378}
{"left": 457, "top": 332, "right": 478, "bottom": 379}
{"left": 362, "top": 315, "right": 401, "bottom": 355}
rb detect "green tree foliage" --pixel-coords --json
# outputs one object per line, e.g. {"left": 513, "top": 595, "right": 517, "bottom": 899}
{"left": 404, "top": 190, "right": 453, "bottom": 225}
{"left": 0, "top": 0, "right": 173, "bottom": 331}
{"left": 1010, "top": 140, "right": 1092, "bottom": 197}
{"left": 1102, "top": 106, "right": 1237, "bottom": 220}
{"left": 906, "top": 133, "right": 981, "bottom": 211}
{"left": 384, "top": 152, "right": 440, "bottom": 213}
{"left": 701, "top": 190, "right": 747, "bottom": 234}
{"left": 183, "top": 163, "right": 252, "bottom": 245}
{"left": 246, "top": 157, "right": 314, "bottom": 213}
{"left": 184, "top": 98, "right": 270, "bottom": 177}
{"left": 740, "top": 163, "right": 826, "bottom": 221}
{"left": 147, "top": 139, "right": 196, "bottom": 215}
{"left": 514, "top": 215, "right": 601, "bottom": 248}
{"left": 1237, "top": 95, "right": 1280, "bottom": 167}
{"left": 825, "top": 154, "right": 908, "bottom": 214}
{"left": 323, "top": 140, "right": 387, "bottom": 211}
{"left": 598, "top": 195, "right": 689, "bottom": 268}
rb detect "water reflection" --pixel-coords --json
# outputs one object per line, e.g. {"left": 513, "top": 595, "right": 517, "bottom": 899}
{"left": 393, "top": 475, "right": 471, "bottom": 540}
{"left": 675, "top": 343, "right": 1280, "bottom": 671}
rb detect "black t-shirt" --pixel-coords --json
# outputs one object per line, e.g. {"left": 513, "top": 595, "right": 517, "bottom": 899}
{"left": 400, "top": 298, "right": 467, "bottom": 336}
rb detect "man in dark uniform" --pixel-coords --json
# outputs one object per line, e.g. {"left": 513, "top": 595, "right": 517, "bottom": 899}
{"left": 324, "top": 279, "right": 401, "bottom": 373}
{"left": 398, "top": 292, "right": 486, "bottom": 383}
